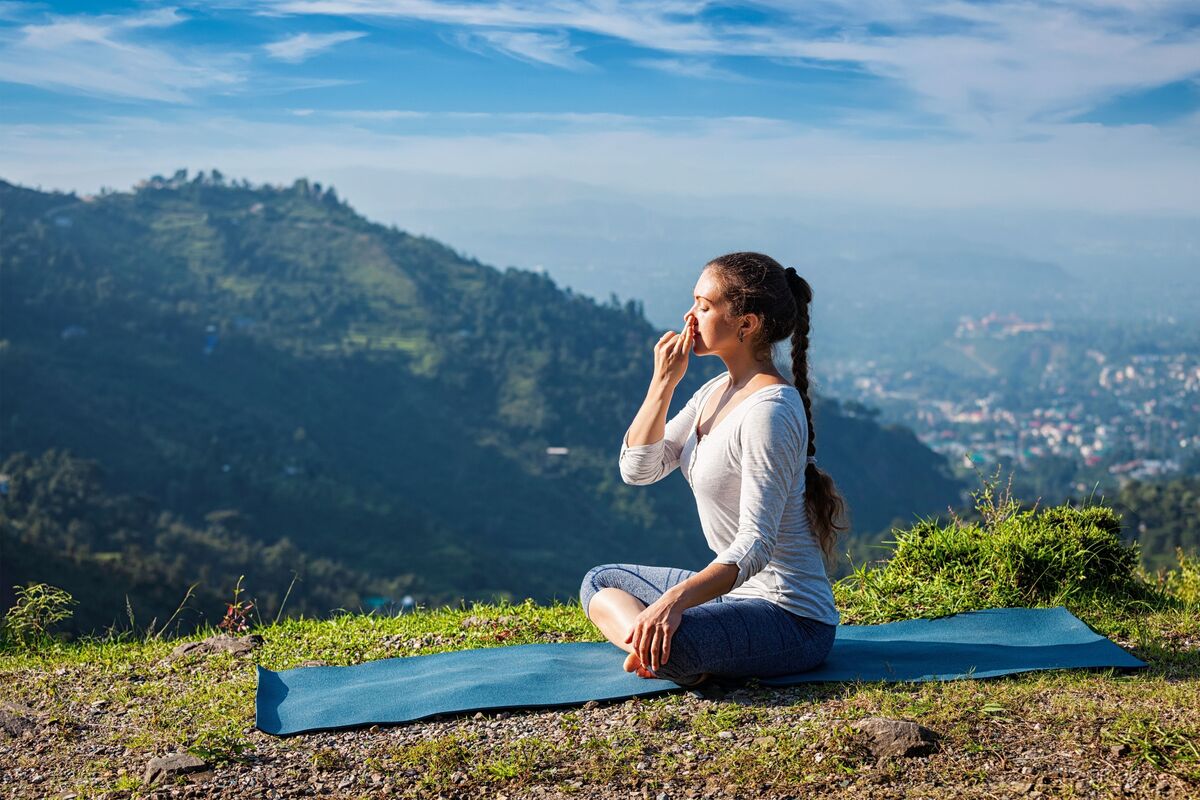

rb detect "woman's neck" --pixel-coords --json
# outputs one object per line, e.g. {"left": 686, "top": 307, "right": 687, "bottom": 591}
{"left": 721, "top": 355, "right": 785, "bottom": 390}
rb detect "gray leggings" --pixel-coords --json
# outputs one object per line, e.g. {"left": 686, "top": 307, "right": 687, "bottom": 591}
{"left": 579, "top": 563, "right": 836, "bottom": 686}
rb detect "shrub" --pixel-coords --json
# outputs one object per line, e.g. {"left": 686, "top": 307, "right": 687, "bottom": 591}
{"left": 3, "top": 583, "right": 77, "bottom": 650}
{"left": 834, "top": 473, "right": 1148, "bottom": 624}
{"left": 1163, "top": 548, "right": 1200, "bottom": 606}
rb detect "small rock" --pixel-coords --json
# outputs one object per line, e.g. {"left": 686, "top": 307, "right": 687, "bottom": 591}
{"left": 583, "top": 700, "right": 600, "bottom": 710}
{"left": 753, "top": 736, "right": 776, "bottom": 747}
{"left": 473, "top": 712, "right": 485, "bottom": 719}
{"left": 851, "top": 716, "right": 940, "bottom": 759}
{"left": 0, "top": 701, "right": 38, "bottom": 737}
{"left": 170, "top": 634, "right": 264, "bottom": 660}
{"left": 717, "top": 731, "right": 733, "bottom": 740}
{"left": 1110, "top": 743, "right": 1130, "bottom": 757}
{"left": 144, "top": 753, "right": 210, "bottom": 785}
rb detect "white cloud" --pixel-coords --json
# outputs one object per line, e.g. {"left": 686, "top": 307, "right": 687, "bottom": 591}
{"left": 257, "top": 0, "right": 1200, "bottom": 138}
{"left": 446, "top": 27, "right": 593, "bottom": 70}
{"left": 0, "top": 6, "right": 244, "bottom": 103}
{"left": 1, "top": 109, "right": 1195, "bottom": 214}
{"left": 264, "top": 30, "right": 366, "bottom": 63}
{"left": 629, "top": 58, "right": 751, "bottom": 82}
{"left": 324, "top": 108, "right": 642, "bottom": 124}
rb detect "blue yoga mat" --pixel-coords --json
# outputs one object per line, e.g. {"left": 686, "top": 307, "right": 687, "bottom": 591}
{"left": 256, "top": 606, "right": 1145, "bottom": 735}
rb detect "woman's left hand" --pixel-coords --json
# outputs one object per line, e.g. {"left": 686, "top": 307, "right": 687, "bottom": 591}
{"left": 625, "top": 596, "right": 684, "bottom": 674}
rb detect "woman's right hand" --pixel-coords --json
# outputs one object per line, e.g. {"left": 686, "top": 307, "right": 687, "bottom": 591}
{"left": 652, "top": 312, "right": 694, "bottom": 389}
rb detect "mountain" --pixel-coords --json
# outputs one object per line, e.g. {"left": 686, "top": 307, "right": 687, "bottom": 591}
{"left": 0, "top": 171, "right": 965, "bottom": 631}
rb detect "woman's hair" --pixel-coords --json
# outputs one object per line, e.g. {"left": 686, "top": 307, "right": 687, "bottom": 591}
{"left": 704, "top": 251, "right": 849, "bottom": 572}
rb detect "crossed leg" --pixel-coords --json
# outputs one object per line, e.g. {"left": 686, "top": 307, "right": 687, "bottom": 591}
{"left": 580, "top": 564, "right": 714, "bottom": 685}
{"left": 586, "top": 587, "right": 660, "bottom": 678}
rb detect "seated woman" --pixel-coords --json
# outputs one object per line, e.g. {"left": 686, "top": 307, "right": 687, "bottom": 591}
{"left": 579, "top": 251, "right": 848, "bottom": 687}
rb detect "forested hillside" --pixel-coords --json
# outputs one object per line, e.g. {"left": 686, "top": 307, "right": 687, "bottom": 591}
{"left": 1109, "top": 476, "right": 1200, "bottom": 572}
{"left": 0, "top": 171, "right": 965, "bottom": 633}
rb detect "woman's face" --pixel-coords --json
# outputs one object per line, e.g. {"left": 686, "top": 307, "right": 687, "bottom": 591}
{"left": 686, "top": 270, "right": 737, "bottom": 354}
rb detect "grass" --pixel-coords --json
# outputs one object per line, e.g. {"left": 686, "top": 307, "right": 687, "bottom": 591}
{"left": 2, "top": 472, "right": 1198, "bottom": 797}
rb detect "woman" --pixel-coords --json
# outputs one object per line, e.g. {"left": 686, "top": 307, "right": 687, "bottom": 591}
{"left": 579, "top": 252, "right": 849, "bottom": 687}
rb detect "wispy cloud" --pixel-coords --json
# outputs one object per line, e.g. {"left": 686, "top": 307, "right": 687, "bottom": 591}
{"left": 264, "top": 30, "right": 366, "bottom": 63}
{"left": 258, "top": 0, "right": 1200, "bottom": 137}
{"left": 443, "top": 27, "right": 593, "bottom": 70}
{"left": 630, "top": 57, "right": 751, "bottom": 83}
{"left": 3, "top": 108, "right": 1196, "bottom": 214}
{"left": 0, "top": 6, "right": 244, "bottom": 103}
{"left": 323, "top": 108, "right": 636, "bottom": 123}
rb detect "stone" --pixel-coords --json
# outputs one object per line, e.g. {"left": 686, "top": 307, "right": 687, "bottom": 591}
{"left": 583, "top": 700, "right": 600, "bottom": 710}
{"left": 170, "top": 634, "right": 264, "bottom": 660}
{"left": 851, "top": 716, "right": 940, "bottom": 759}
{"left": 144, "top": 753, "right": 210, "bottom": 785}
{"left": 0, "top": 701, "right": 38, "bottom": 737}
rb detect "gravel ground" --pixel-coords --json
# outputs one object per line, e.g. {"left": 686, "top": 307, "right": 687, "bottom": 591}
{"left": 2, "top": 668, "right": 1196, "bottom": 800}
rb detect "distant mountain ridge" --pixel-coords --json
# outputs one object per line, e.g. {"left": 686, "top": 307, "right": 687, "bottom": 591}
{"left": 0, "top": 171, "right": 965, "bottom": 629}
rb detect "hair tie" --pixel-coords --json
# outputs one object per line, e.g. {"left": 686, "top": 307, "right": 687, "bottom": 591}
{"left": 806, "top": 455, "right": 817, "bottom": 466}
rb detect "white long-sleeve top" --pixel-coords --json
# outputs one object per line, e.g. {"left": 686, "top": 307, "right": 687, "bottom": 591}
{"left": 619, "top": 371, "right": 840, "bottom": 626}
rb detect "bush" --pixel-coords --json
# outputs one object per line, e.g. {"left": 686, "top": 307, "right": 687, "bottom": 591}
{"left": 1163, "top": 548, "right": 1200, "bottom": 606}
{"left": 834, "top": 473, "right": 1148, "bottom": 624}
{"left": 3, "top": 583, "right": 77, "bottom": 650}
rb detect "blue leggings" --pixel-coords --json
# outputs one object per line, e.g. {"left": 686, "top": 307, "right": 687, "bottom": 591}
{"left": 579, "top": 563, "right": 836, "bottom": 686}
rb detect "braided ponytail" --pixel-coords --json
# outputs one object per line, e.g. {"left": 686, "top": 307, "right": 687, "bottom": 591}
{"left": 784, "top": 267, "right": 849, "bottom": 572}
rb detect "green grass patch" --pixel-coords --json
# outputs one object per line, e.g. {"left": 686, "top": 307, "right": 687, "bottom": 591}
{"left": 833, "top": 473, "right": 1181, "bottom": 627}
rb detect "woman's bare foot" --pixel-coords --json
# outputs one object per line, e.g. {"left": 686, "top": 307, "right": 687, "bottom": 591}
{"left": 623, "top": 651, "right": 657, "bottom": 679}
{"left": 622, "top": 652, "right": 711, "bottom": 685}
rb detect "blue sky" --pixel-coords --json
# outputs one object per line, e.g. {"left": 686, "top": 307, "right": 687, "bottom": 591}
{"left": 1, "top": 1, "right": 1197, "bottom": 310}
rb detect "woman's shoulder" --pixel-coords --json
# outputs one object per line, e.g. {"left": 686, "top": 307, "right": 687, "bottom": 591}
{"left": 739, "top": 389, "right": 807, "bottom": 434}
